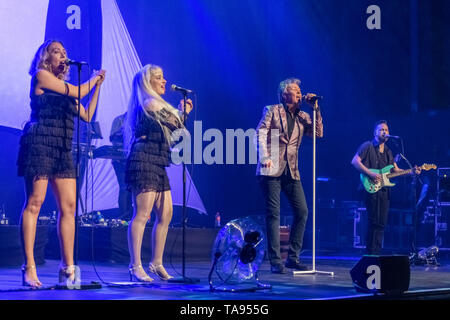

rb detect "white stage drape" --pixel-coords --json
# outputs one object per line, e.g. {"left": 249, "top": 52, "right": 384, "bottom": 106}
{"left": 81, "top": 0, "right": 206, "bottom": 214}
{"left": 0, "top": 0, "right": 49, "bottom": 129}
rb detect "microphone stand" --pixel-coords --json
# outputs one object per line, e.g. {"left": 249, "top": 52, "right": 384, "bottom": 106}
{"left": 75, "top": 64, "right": 81, "bottom": 267}
{"left": 293, "top": 100, "right": 334, "bottom": 277}
{"left": 57, "top": 63, "right": 101, "bottom": 289}
{"left": 397, "top": 151, "right": 422, "bottom": 265}
{"left": 390, "top": 133, "right": 424, "bottom": 265}
{"left": 168, "top": 90, "right": 199, "bottom": 284}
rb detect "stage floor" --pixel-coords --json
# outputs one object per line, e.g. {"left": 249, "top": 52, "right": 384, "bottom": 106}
{"left": 1, "top": 255, "right": 450, "bottom": 300}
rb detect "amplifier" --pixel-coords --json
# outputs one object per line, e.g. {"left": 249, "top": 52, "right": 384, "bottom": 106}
{"left": 438, "top": 167, "right": 450, "bottom": 205}
{"left": 435, "top": 205, "right": 450, "bottom": 250}
{"left": 353, "top": 207, "right": 414, "bottom": 251}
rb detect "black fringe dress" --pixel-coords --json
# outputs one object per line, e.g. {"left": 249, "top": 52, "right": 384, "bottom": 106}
{"left": 17, "top": 92, "right": 78, "bottom": 180}
{"left": 125, "top": 110, "right": 182, "bottom": 194}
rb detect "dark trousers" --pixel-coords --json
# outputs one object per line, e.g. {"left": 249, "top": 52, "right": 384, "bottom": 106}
{"left": 112, "top": 161, "right": 133, "bottom": 220}
{"left": 258, "top": 173, "right": 308, "bottom": 265}
{"left": 365, "top": 189, "right": 390, "bottom": 255}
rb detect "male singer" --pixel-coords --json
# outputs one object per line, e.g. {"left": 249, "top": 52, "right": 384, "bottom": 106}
{"left": 256, "top": 78, "right": 323, "bottom": 274}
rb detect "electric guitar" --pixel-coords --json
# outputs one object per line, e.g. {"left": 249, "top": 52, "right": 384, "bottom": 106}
{"left": 361, "top": 163, "right": 436, "bottom": 193}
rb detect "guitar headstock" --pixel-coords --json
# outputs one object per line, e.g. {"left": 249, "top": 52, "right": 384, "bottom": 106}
{"left": 421, "top": 163, "right": 437, "bottom": 171}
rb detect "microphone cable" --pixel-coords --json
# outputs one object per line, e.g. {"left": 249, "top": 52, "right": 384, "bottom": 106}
{"left": 167, "top": 90, "right": 200, "bottom": 281}
{"left": 85, "top": 67, "right": 137, "bottom": 287}
{"left": 83, "top": 65, "right": 127, "bottom": 287}
{"left": 85, "top": 63, "right": 109, "bottom": 286}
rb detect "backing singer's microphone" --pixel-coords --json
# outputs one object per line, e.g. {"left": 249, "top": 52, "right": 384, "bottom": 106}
{"left": 171, "top": 84, "right": 193, "bottom": 94}
{"left": 64, "top": 59, "right": 88, "bottom": 66}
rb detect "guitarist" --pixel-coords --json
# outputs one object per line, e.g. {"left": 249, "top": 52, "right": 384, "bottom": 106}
{"left": 351, "top": 120, "right": 421, "bottom": 255}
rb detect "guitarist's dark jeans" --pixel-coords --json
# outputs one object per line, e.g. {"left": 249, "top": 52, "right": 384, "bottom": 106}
{"left": 258, "top": 174, "right": 309, "bottom": 266}
{"left": 365, "top": 188, "right": 390, "bottom": 255}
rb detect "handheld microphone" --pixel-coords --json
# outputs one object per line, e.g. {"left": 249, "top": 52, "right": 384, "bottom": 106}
{"left": 303, "top": 95, "right": 323, "bottom": 102}
{"left": 171, "top": 84, "right": 193, "bottom": 94}
{"left": 65, "top": 59, "right": 88, "bottom": 66}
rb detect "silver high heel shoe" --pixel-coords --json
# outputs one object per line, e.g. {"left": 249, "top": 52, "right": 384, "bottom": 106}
{"left": 21, "top": 265, "right": 42, "bottom": 288}
{"left": 128, "top": 265, "right": 153, "bottom": 282}
{"left": 148, "top": 263, "right": 173, "bottom": 281}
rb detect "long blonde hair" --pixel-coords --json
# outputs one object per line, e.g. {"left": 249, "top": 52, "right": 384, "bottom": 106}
{"left": 124, "top": 64, "right": 182, "bottom": 154}
{"left": 29, "top": 40, "right": 70, "bottom": 80}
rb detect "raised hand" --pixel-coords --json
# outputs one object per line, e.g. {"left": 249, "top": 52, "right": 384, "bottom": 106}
{"left": 303, "top": 93, "right": 319, "bottom": 110}
{"left": 92, "top": 69, "right": 106, "bottom": 85}
{"left": 178, "top": 98, "right": 193, "bottom": 115}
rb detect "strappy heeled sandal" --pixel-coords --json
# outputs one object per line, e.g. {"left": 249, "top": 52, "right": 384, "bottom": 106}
{"left": 148, "top": 262, "right": 173, "bottom": 281}
{"left": 128, "top": 264, "right": 154, "bottom": 282}
{"left": 21, "top": 265, "right": 42, "bottom": 288}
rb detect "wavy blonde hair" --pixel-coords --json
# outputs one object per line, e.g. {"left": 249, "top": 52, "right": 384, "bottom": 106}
{"left": 29, "top": 40, "right": 70, "bottom": 80}
{"left": 124, "top": 64, "right": 182, "bottom": 154}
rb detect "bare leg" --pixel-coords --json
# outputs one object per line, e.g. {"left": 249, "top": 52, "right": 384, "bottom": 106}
{"left": 50, "top": 178, "right": 76, "bottom": 269}
{"left": 127, "top": 191, "right": 155, "bottom": 280}
{"left": 19, "top": 177, "right": 48, "bottom": 287}
{"left": 149, "top": 190, "right": 173, "bottom": 279}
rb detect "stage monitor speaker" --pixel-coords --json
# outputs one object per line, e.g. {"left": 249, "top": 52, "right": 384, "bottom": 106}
{"left": 350, "top": 255, "right": 410, "bottom": 294}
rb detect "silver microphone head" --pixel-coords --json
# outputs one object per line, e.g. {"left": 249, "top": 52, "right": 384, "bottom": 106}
{"left": 171, "top": 84, "right": 193, "bottom": 93}
{"left": 64, "top": 59, "right": 88, "bottom": 66}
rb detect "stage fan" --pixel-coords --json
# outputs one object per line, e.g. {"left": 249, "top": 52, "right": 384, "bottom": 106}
{"left": 208, "top": 216, "right": 271, "bottom": 292}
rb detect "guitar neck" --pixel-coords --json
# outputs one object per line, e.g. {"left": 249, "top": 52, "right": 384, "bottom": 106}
{"left": 387, "top": 169, "right": 411, "bottom": 179}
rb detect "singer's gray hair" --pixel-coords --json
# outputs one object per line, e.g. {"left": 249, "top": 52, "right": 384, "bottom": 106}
{"left": 278, "top": 78, "right": 301, "bottom": 103}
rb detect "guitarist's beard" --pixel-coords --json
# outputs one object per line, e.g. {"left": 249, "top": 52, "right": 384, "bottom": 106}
{"left": 378, "top": 135, "right": 389, "bottom": 143}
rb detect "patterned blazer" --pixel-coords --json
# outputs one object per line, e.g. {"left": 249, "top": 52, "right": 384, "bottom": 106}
{"left": 255, "top": 103, "right": 323, "bottom": 180}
